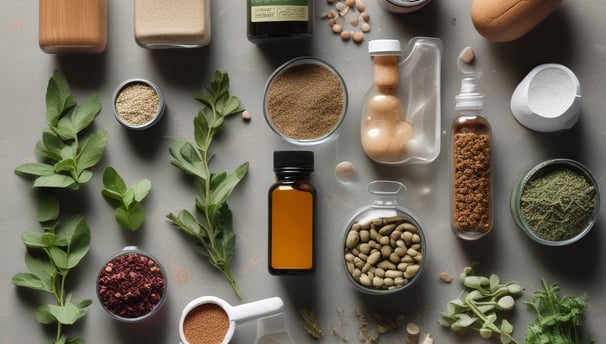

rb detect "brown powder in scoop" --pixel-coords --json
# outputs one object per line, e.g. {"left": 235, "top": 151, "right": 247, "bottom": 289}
{"left": 266, "top": 63, "right": 345, "bottom": 140}
{"left": 183, "top": 303, "right": 230, "bottom": 344}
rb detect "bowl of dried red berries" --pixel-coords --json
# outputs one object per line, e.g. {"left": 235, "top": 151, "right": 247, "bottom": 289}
{"left": 97, "top": 246, "right": 167, "bottom": 322}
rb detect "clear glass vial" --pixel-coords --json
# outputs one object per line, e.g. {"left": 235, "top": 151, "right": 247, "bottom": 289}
{"left": 39, "top": 0, "right": 107, "bottom": 53}
{"left": 379, "top": 0, "right": 431, "bottom": 14}
{"left": 268, "top": 151, "right": 316, "bottom": 274}
{"left": 247, "top": 0, "right": 312, "bottom": 42}
{"left": 450, "top": 76, "right": 493, "bottom": 240}
{"left": 135, "top": 0, "right": 211, "bottom": 48}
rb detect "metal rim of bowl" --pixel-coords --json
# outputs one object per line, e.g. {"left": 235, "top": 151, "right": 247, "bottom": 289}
{"left": 512, "top": 158, "right": 600, "bottom": 246}
{"left": 96, "top": 246, "right": 168, "bottom": 322}
{"left": 112, "top": 78, "right": 166, "bottom": 130}
{"left": 340, "top": 206, "right": 427, "bottom": 295}
{"left": 263, "top": 56, "right": 348, "bottom": 146}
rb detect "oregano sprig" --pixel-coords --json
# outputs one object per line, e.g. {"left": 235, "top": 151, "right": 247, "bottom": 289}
{"left": 14, "top": 71, "right": 108, "bottom": 190}
{"left": 167, "top": 71, "right": 248, "bottom": 298}
{"left": 102, "top": 167, "right": 152, "bottom": 231}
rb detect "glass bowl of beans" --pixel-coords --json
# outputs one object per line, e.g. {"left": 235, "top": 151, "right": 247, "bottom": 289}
{"left": 96, "top": 246, "right": 168, "bottom": 322}
{"left": 112, "top": 78, "right": 166, "bottom": 130}
{"left": 263, "top": 57, "right": 348, "bottom": 146}
{"left": 340, "top": 181, "right": 427, "bottom": 295}
{"left": 510, "top": 158, "right": 600, "bottom": 246}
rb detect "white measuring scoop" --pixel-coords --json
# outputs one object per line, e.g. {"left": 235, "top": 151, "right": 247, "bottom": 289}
{"left": 179, "top": 296, "right": 285, "bottom": 344}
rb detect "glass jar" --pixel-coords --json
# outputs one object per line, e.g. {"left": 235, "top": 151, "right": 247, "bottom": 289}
{"left": 268, "top": 151, "right": 316, "bottom": 274}
{"left": 39, "top": 0, "right": 107, "bottom": 53}
{"left": 247, "top": 0, "right": 312, "bottom": 42}
{"left": 135, "top": 0, "right": 211, "bottom": 48}
{"left": 340, "top": 181, "right": 426, "bottom": 295}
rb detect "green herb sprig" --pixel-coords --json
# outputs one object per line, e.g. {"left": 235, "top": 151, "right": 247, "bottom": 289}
{"left": 524, "top": 279, "right": 593, "bottom": 344}
{"left": 167, "top": 71, "right": 248, "bottom": 298}
{"left": 12, "top": 193, "right": 92, "bottom": 344}
{"left": 102, "top": 167, "right": 152, "bottom": 231}
{"left": 440, "top": 266, "right": 523, "bottom": 344}
{"left": 14, "top": 71, "right": 108, "bottom": 190}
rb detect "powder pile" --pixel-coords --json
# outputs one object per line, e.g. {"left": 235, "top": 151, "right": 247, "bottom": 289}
{"left": 183, "top": 303, "right": 230, "bottom": 344}
{"left": 115, "top": 82, "right": 160, "bottom": 126}
{"left": 266, "top": 63, "right": 345, "bottom": 141}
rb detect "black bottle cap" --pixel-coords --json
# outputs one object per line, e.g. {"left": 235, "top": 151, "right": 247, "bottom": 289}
{"left": 273, "top": 151, "right": 314, "bottom": 171}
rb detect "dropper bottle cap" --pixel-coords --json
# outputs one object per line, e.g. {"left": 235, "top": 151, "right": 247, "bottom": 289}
{"left": 455, "top": 76, "right": 484, "bottom": 110}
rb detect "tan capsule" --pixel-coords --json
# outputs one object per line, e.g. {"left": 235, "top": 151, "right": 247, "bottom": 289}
{"left": 381, "top": 245, "right": 393, "bottom": 258}
{"left": 374, "top": 268, "right": 386, "bottom": 278}
{"left": 352, "top": 268, "right": 362, "bottom": 279}
{"left": 346, "top": 230, "right": 360, "bottom": 248}
{"left": 385, "top": 270, "right": 403, "bottom": 278}
{"left": 367, "top": 251, "right": 381, "bottom": 265}
{"left": 389, "top": 252, "right": 400, "bottom": 263}
{"left": 359, "top": 230, "right": 370, "bottom": 242}
{"left": 373, "top": 276, "right": 384, "bottom": 288}
{"left": 377, "top": 260, "right": 396, "bottom": 270}
{"left": 359, "top": 274, "right": 372, "bottom": 286}
{"left": 359, "top": 243, "right": 372, "bottom": 254}
{"left": 379, "top": 223, "right": 396, "bottom": 235}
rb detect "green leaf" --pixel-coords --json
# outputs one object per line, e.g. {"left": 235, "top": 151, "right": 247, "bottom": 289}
{"left": 46, "top": 71, "right": 76, "bottom": 127}
{"left": 47, "top": 302, "right": 82, "bottom": 325}
{"left": 77, "top": 170, "right": 93, "bottom": 184}
{"left": 76, "top": 129, "right": 109, "bottom": 171}
{"left": 22, "top": 232, "right": 56, "bottom": 248}
{"left": 36, "top": 192, "right": 60, "bottom": 223}
{"left": 66, "top": 337, "right": 86, "bottom": 344}
{"left": 115, "top": 204, "right": 145, "bottom": 231}
{"left": 15, "top": 162, "right": 55, "bottom": 178}
{"left": 209, "top": 162, "right": 249, "bottom": 208}
{"left": 33, "top": 174, "right": 78, "bottom": 189}
{"left": 36, "top": 130, "right": 66, "bottom": 161}
{"left": 169, "top": 140, "right": 207, "bottom": 180}
{"left": 133, "top": 178, "right": 152, "bottom": 202}
{"left": 71, "top": 94, "right": 101, "bottom": 134}
{"left": 47, "top": 246, "right": 68, "bottom": 270}
{"left": 12, "top": 272, "right": 52, "bottom": 292}
{"left": 54, "top": 158, "right": 77, "bottom": 174}
{"left": 35, "top": 304, "right": 57, "bottom": 324}
{"left": 61, "top": 217, "right": 91, "bottom": 269}
{"left": 102, "top": 167, "right": 127, "bottom": 194}
{"left": 167, "top": 210, "right": 204, "bottom": 238}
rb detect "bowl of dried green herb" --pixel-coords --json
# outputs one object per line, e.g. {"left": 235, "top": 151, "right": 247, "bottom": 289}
{"left": 510, "top": 158, "right": 600, "bottom": 246}
{"left": 263, "top": 57, "right": 348, "bottom": 146}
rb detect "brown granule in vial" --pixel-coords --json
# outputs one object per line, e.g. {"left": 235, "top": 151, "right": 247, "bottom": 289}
{"left": 453, "top": 132, "right": 491, "bottom": 232}
{"left": 266, "top": 63, "right": 345, "bottom": 140}
{"left": 97, "top": 253, "right": 165, "bottom": 319}
{"left": 115, "top": 82, "right": 160, "bottom": 126}
{"left": 183, "top": 303, "right": 230, "bottom": 344}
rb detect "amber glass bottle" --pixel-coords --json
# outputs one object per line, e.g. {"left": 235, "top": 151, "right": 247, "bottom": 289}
{"left": 268, "top": 151, "right": 315, "bottom": 274}
{"left": 247, "top": 0, "right": 312, "bottom": 42}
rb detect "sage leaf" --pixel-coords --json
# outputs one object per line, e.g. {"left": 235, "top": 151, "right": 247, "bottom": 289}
{"left": 47, "top": 302, "right": 82, "bottom": 325}
{"left": 45, "top": 71, "right": 76, "bottom": 127}
{"left": 61, "top": 217, "right": 91, "bottom": 269}
{"left": 33, "top": 174, "right": 77, "bottom": 189}
{"left": 209, "top": 162, "right": 249, "bottom": 206}
{"left": 102, "top": 166, "right": 127, "bottom": 194}
{"left": 11, "top": 272, "right": 51, "bottom": 292}
{"left": 36, "top": 130, "right": 65, "bottom": 161}
{"left": 14, "top": 162, "right": 55, "bottom": 178}
{"left": 115, "top": 204, "right": 145, "bottom": 231}
{"left": 71, "top": 95, "right": 101, "bottom": 134}
{"left": 76, "top": 130, "right": 109, "bottom": 171}
{"left": 22, "top": 232, "right": 56, "bottom": 248}
{"left": 35, "top": 304, "right": 57, "bottom": 325}
{"left": 36, "top": 192, "right": 60, "bottom": 223}
{"left": 133, "top": 179, "right": 151, "bottom": 202}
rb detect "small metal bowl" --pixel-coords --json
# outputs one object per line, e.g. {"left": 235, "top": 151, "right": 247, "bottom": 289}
{"left": 96, "top": 246, "right": 168, "bottom": 322}
{"left": 510, "top": 159, "right": 600, "bottom": 246}
{"left": 263, "top": 57, "right": 348, "bottom": 146}
{"left": 112, "top": 78, "right": 166, "bottom": 130}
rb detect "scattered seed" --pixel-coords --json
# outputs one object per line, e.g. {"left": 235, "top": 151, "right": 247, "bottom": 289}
{"left": 439, "top": 271, "right": 454, "bottom": 283}
{"left": 353, "top": 31, "right": 364, "bottom": 43}
{"left": 458, "top": 46, "right": 475, "bottom": 64}
{"left": 241, "top": 110, "right": 251, "bottom": 121}
{"left": 355, "top": 0, "right": 366, "bottom": 12}
{"left": 332, "top": 23, "right": 343, "bottom": 33}
{"left": 361, "top": 22, "right": 370, "bottom": 32}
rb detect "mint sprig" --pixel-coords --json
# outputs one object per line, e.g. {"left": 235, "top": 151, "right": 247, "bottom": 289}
{"left": 167, "top": 71, "right": 248, "bottom": 298}
{"left": 102, "top": 167, "right": 151, "bottom": 231}
{"left": 14, "top": 71, "right": 108, "bottom": 190}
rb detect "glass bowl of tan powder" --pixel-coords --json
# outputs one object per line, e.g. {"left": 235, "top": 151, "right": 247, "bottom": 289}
{"left": 510, "top": 158, "right": 600, "bottom": 246}
{"left": 112, "top": 78, "right": 166, "bottom": 130}
{"left": 264, "top": 57, "right": 348, "bottom": 145}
